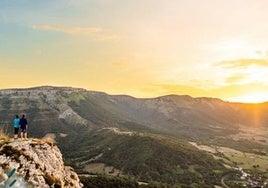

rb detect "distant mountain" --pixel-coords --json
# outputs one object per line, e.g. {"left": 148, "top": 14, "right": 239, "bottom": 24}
{"left": 1, "top": 86, "right": 267, "bottom": 139}
{"left": 0, "top": 86, "right": 267, "bottom": 154}
{"left": 0, "top": 86, "right": 267, "bottom": 187}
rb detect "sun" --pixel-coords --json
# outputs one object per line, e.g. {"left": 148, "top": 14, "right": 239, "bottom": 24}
{"left": 230, "top": 93, "right": 268, "bottom": 103}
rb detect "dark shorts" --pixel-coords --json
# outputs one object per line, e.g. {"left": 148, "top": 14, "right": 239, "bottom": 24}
{"left": 14, "top": 128, "right": 19, "bottom": 134}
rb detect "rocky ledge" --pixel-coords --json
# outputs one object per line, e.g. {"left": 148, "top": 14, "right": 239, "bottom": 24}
{"left": 0, "top": 138, "right": 82, "bottom": 188}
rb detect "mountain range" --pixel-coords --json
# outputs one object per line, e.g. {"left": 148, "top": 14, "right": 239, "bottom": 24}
{"left": 0, "top": 86, "right": 267, "bottom": 187}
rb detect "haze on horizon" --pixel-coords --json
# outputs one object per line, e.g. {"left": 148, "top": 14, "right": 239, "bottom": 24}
{"left": 1, "top": 0, "right": 268, "bottom": 103}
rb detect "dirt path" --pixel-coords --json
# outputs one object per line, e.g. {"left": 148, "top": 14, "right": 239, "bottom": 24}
{"left": 221, "top": 175, "right": 229, "bottom": 188}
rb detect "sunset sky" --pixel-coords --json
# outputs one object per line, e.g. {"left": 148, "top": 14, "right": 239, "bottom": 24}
{"left": 1, "top": 0, "right": 268, "bottom": 102}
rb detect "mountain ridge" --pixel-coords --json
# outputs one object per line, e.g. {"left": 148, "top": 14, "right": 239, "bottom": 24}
{"left": 1, "top": 85, "right": 268, "bottom": 139}
{"left": 0, "top": 85, "right": 267, "bottom": 187}
{"left": 0, "top": 85, "right": 259, "bottom": 104}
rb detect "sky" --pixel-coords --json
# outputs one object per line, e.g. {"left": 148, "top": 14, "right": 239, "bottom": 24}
{"left": 1, "top": 0, "right": 268, "bottom": 102}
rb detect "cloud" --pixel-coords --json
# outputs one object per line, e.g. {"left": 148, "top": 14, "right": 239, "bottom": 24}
{"left": 112, "top": 62, "right": 128, "bottom": 68}
{"left": 94, "top": 34, "right": 120, "bottom": 41}
{"left": 216, "top": 58, "right": 268, "bottom": 69}
{"left": 32, "top": 25, "right": 102, "bottom": 35}
{"left": 225, "top": 74, "right": 248, "bottom": 84}
{"left": 32, "top": 24, "right": 120, "bottom": 41}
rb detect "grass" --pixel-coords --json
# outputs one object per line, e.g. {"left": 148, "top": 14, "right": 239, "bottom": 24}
{"left": 0, "top": 128, "right": 10, "bottom": 144}
{"left": 41, "top": 136, "right": 56, "bottom": 146}
{"left": 44, "top": 172, "right": 62, "bottom": 187}
{"left": 191, "top": 142, "right": 268, "bottom": 173}
{"left": 223, "top": 149, "right": 268, "bottom": 171}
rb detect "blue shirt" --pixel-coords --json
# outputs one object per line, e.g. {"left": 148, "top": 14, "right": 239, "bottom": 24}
{"left": 13, "top": 118, "right": 20, "bottom": 128}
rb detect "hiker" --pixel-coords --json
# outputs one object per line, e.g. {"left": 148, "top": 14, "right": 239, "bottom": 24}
{"left": 13, "top": 115, "right": 20, "bottom": 139}
{"left": 19, "top": 114, "right": 28, "bottom": 139}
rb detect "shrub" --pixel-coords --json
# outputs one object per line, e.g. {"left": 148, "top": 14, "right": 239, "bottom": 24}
{"left": 0, "top": 128, "right": 10, "bottom": 143}
{"left": 41, "top": 136, "right": 56, "bottom": 146}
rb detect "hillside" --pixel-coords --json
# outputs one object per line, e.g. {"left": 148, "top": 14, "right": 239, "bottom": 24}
{"left": 0, "top": 86, "right": 267, "bottom": 150}
{"left": 62, "top": 129, "right": 227, "bottom": 186}
{"left": 0, "top": 86, "right": 268, "bottom": 187}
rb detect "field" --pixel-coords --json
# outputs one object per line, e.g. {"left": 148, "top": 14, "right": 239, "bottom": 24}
{"left": 229, "top": 126, "right": 268, "bottom": 145}
{"left": 190, "top": 142, "right": 268, "bottom": 172}
{"left": 83, "top": 163, "right": 121, "bottom": 176}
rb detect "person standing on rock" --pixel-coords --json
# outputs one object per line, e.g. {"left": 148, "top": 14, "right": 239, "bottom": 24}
{"left": 19, "top": 114, "right": 28, "bottom": 140}
{"left": 13, "top": 115, "right": 20, "bottom": 139}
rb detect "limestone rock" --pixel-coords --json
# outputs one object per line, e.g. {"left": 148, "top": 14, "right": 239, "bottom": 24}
{"left": 0, "top": 138, "right": 82, "bottom": 188}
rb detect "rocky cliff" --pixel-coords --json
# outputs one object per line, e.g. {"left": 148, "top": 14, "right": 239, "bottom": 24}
{"left": 0, "top": 138, "right": 82, "bottom": 188}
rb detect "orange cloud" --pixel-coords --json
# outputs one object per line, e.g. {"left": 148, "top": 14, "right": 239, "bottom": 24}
{"left": 216, "top": 58, "right": 268, "bottom": 69}
{"left": 111, "top": 62, "right": 129, "bottom": 68}
{"left": 32, "top": 24, "right": 120, "bottom": 41}
{"left": 32, "top": 25, "right": 102, "bottom": 35}
{"left": 94, "top": 34, "right": 120, "bottom": 41}
{"left": 225, "top": 74, "right": 248, "bottom": 84}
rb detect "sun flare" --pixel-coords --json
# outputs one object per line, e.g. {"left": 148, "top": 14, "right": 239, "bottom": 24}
{"left": 230, "top": 93, "right": 268, "bottom": 103}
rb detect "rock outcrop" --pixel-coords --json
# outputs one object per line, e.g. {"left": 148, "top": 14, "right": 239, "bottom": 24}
{"left": 0, "top": 138, "right": 82, "bottom": 188}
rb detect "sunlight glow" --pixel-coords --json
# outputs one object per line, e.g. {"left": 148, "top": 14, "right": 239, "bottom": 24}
{"left": 230, "top": 93, "right": 268, "bottom": 103}
{"left": 204, "top": 37, "right": 263, "bottom": 60}
{"left": 2, "top": 1, "right": 268, "bottom": 101}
